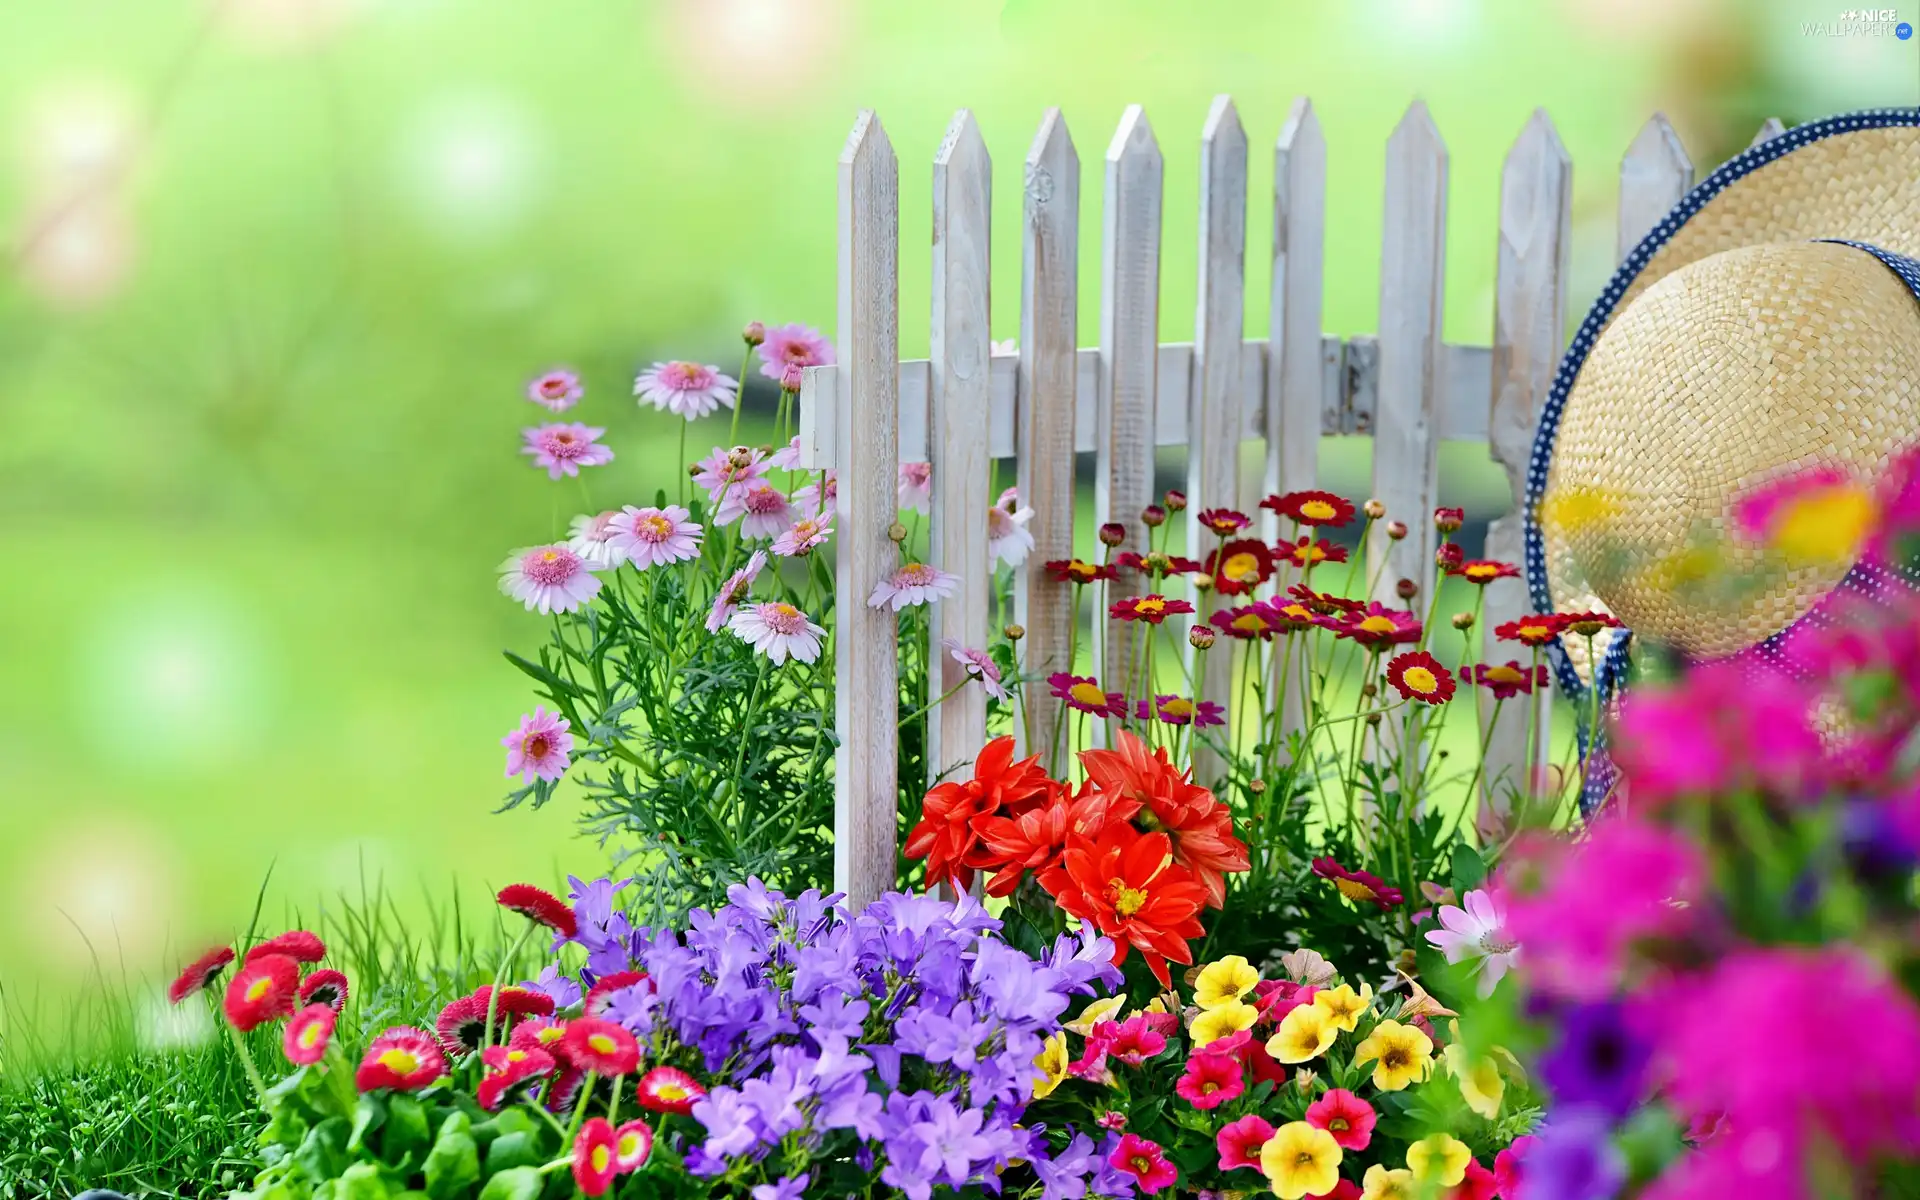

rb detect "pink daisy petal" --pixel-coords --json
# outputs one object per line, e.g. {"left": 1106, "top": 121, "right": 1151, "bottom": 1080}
{"left": 633, "top": 361, "right": 738, "bottom": 421}
{"left": 521, "top": 423, "right": 614, "bottom": 480}
{"left": 868, "top": 562, "right": 961, "bottom": 612}
{"left": 499, "top": 544, "right": 603, "bottom": 614}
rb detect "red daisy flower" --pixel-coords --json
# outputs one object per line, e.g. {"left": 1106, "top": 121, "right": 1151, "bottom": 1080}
{"left": 1047, "top": 672, "right": 1127, "bottom": 718}
{"left": 1494, "top": 614, "right": 1566, "bottom": 646}
{"left": 1204, "top": 539, "right": 1274, "bottom": 596}
{"left": 245, "top": 930, "right": 325, "bottom": 965}
{"left": 1211, "top": 604, "right": 1276, "bottom": 640}
{"left": 1276, "top": 536, "right": 1349, "bottom": 570}
{"left": 1133, "top": 694, "right": 1226, "bottom": 727}
{"left": 1116, "top": 550, "right": 1204, "bottom": 577}
{"left": 903, "top": 735, "right": 1062, "bottom": 893}
{"left": 1108, "top": 1133, "right": 1178, "bottom": 1193}
{"left": 1448, "top": 558, "right": 1520, "bottom": 586}
{"left": 572, "top": 1117, "right": 619, "bottom": 1197}
{"left": 298, "top": 969, "right": 349, "bottom": 1014}
{"left": 1262, "top": 490, "right": 1356, "bottom": 527}
{"left": 612, "top": 1119, "right": 655, "bottom": 1173}
{"left": 282, "top": 1004, "right": 337, "bottom": 1067}
{"left": 1109, "top": 594, "right": 1194, "bottom": 624}
{"left": 496, "top": 883, "right": 577, "bottom": 939}
{"left": 1197, "top": 507, "right": 1252, "bottom": 537}
{"left": 636, "top": 1065, "right": 707, "bottom": 1115}
{"left": 168, "top": 946, "right": 235, "bottom": 1005}
{"left": 1044, "top": 558, "right": 1116, "bottom": 585}
{"left": 1473, "top": 659, "right": 1548, "bottom": 699}
{"left": 1265, "top": 596, "right": 1325, "bottom": 634}
{"left": 1559, "top": 610, "right": 1623, "bottom": 638}
{"left": 547, "top": 1064, "right": 587, "bottom": 1113}
{"left": 1305, "top": 1087, "right": 1377, "bottom": 1151}
{"left": 1333, "top": 602, "right": 1423, "bottom": 649}
{"left": 435, "top": 992, "right": 489, "bottom": 1057}
{"left": 1311, "top": 856, "right": 1404, "bottom": 910}
{"left": 1052, "top": 824, "right": 1209, "bottom": 987}
{"left": 1216, "top": 1114, "right": 1276, "bottom": 1171}
{"left": 223, "top": 953, "right": 300, "bottom": 1032}
{"left": 561, "top": 1017, "right": 640, "bottom": 1076}
{"left": 1174, "top": 1050, "right": 1244, "bottom": 1110}
{"left": 509, "top": 1015, "right": 571, "bottom": 1059}
{"left": 1287, "top": 582, "right": 1362, "bottom": 616}
{"left": 355, "top": 1026, "right": 447, "bottom": 1092}
{"left": 1386, "top": 650, "right": 1456, "bottom": 704}
{"left": 584, "top": 970, "right": 649, "bottom": 1016}
{"left": 477, "top": 1043, "right": 556, "bottom": 1110}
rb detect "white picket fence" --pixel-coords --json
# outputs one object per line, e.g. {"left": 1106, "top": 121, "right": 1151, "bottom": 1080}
{"left": 797, "top": 97, "right": 1777, "bottom": 909}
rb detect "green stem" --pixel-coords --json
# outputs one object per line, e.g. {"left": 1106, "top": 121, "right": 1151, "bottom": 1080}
{"left": 482, "top": 922, "right": 540, "bottom": 1052}
{"left": 727, "top": 344, "right": 756, "bottom": 448}
{"left": 225, "top": 1019, "right": 268, "bottom": 1104}
{"left": 900, "top": 677, "right": 969, "bottom": 729}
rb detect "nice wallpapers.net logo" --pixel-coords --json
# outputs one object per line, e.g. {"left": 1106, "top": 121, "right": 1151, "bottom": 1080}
{"left": 1802, "top": 7, "right": 1914, "bottom": 36}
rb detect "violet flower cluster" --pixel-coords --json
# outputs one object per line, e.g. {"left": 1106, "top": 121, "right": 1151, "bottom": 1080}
{"left": 530, "top": 875, "right": 1140, "bottom": 1199}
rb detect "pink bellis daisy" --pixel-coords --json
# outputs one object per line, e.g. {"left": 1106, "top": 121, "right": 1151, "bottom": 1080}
{"left": 284, "top": 1004, "right": 336, "bottom": 1066}
{"left": 499, "top": 544, "right": 602, "bottom": 614}
{"left": 609, "top": 505, "right": 702, "bottom": 569}
{"left": 1424, "top": 888, "right": 1519, "bottom": 998}
{"left": 770, "top": 513, "right": 833, "bottom": 558}
{"left": 567, "top": 511, "right": 624, "bottom": 570}
{"left": 729, "top": 601, "right": 826, "bottom": 665}
{"left": 356, "top": 1026, "right": 447, "bottom": 1092}
{"left": 633, "top": 360, "right": 738, "bottom": 420}
{"left": 988, "top": 487, "right": 1036, "bottom": 567}
{"left": 691, "top": 445, "right": 768, "bottom": 507}
{"left": 716, "top": 480, "right": 798, "bottom": 539}
{"left": 521, "top": 423, "right": 613, "bottom": 480}
{"left": 756, "top": 323, "right": 834, "bottom": 384}
{"left": 898, "top": 461, "right": 932, "bottom": 513}
{"left": 869, "top": 562, "right": 961, "bottom": 611}
{"left": 526, "top": 368, "right": 582, "bottom": 412}
{"left": 940, "top": 638, "right": 1011, "bottom": 701}
{"left": 504, "top": 707, "right": 572, "bottom": 784}
{"left": 707, "top": 550, "right": 767, "bottom": 633}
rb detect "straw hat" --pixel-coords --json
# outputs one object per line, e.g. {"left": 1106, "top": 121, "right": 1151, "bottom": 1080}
{"left": 1525, "top": 109, "right": 1920, "bottom": 704}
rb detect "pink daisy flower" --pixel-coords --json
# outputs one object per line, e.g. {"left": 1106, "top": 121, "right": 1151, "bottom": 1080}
{"left": 526, "top": 368, "right": 582, "bottom": 412}
{"left": 716, "top": 480, "right": 797, "bottom": 539}
{"left": 940, "top": 638, "right": 1010, "bottom": 701}
{"left": 521, "top": 423, "right": 614, "bottom": 480}
{"left": 770, "top": 513, "right": 833, "bottom": 558}
{"left": 769, "top": 435, "right": 804, "bottom": 470}
{"left": 706, "top": 550, "right": 767, "bottom": 633}
{"left": 499, "top": 544, "right": 602, "bottom": 613}
{"left": 728, "top": 601, "right": 826, "bottom": 665}
{"left": 504, "top": 706, "right": 572, "bottom": 783}
{"left": 988, "top": 487, "right": 1035, "bottom": 567}
{"left": 633, "top": 361, "right": 738, "bottom": 420}
{"left": 283, "top": 1004, "right": 336, "bottom": 1066}
{"left": 567, "top": 511, "right": 624, "bottom": 570}
{"left": 868, "top": 562, "right": 961, "bottom": 611}
{"left": 898, "top": 462, "right": 932, "bottom": 513}
{"left": 756, "top": 322, "right": 833, "bottom": 384}
{"left": 609, "top": 504, "right": 703, "bottom": 569}
{"left": 795, "top": 470, "right": 838, "bottom": 517}
{"left": 691, "top": 445, "right": 767, "bottom": 507}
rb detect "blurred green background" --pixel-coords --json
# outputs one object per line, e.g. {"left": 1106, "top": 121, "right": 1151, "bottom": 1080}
{"left": 0, "top": 0, "right": 1912, "bottom": 1020}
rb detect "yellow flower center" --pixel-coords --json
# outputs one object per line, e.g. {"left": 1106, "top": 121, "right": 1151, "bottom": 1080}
{"left": 378, "top": 1048, "right": 420, "bottom": 1074}
{"left": 1402, "top": 666, "right": 1438, "bottom": 694}
{"left": 1069, "top": 682, "right": 1108, "bottom": 707}
{"left": 1159, "top": 698, "right": 1194, "bottom": 720}
{"left": 1465, "top": 563, "right": 1498, "bottom": 581}
{"left": 299, "top": 1024, "right": 323, "bottom": 1048}
{"left": 1359, "top": 616, "right": 1396, "bottom": 635}
{"left": 1135, "top": 597, "right": 1166, "bottom": 615}
{"left": 1224, "top": 553, "right": 1260, "bottom": 580}
{"left": 245, "top": 977, "right": 272, "bottom": 1002}
{"left": 1334, "top": 878, "right": 1378, "bottom": 903}
{"left": 1771, "top": 485, "right": 1876, "bottom": 565}
{"left": 1300, "top": 499, "right": 1337, "bottom": 521}
{"left": 639, "top": 515, "right": 671, "bottom": 538}
{"left": 1279, "top": 604, "right": 1312, "bottom": 622}
{"left": 1518, "top": 622, "right": 1552, "bottom": 642}
{"left": 1328, "top": 1117, "right": 1348, "bottom": 1131}
{"left": 506, "top": 1050, "right": 527, "bottom": 1063}
{"left": 588, "top": 1033, "right": 618, "bottom": 1054}
{"left": 1131, "top": 1156, "right": 1153, "bottom": 1174}
{"left": 772, "top": 603, "right": 800, "bottom": 619}
{"left": 1109, "top": 880, "right": 1149, "bottom": 917}
{"left": 1232, "top": 614, "right": 1265, "bottom": 633}
{"left": 619, "top": 1133, "right": 643, "bottom": 1156}
{"left": 656, "top": 1082, "right": 688, "bottom": 1101}
{"left": 537, "top": 1026, "right": 565, "bottom": 1044}
{"left": 591, "top": 1145, "right": 610, "bottom": 1173}
{"left": 1484, "top": 665, "right": 1523, "bottom": 685}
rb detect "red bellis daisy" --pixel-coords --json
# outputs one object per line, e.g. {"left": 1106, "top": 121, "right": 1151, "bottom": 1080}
{"left": 562, "top": 1017, "right": 641, "bottom": 1076}
{"left": 246, "top": 930, "right": 325, "bottom": 965}
{"left": 636, "top": 1065, "right": 707, "bottom": 1115}
{"left": 168, "top": 946, "right": 235, "bottom": 1005}
{"left": 477, "top": 1044, "right": 556, "bottom": 1110}
{"left": 283, "top": 1004, "right": 337, "bottom": 1067}
{"left": 224, "top": 953, "right": 300, "bottom": 1032}
{"left": 612, "top": 1119, "right": 655, "bottom": 1173}
{"left": 584, "top": 970, "right": 649, "bottom": 1016}
{"left": 496, "top": 883, "right": 578, "bottom": 938}
{"left": 573, "top": 1117, "right": 620, "bottom": 1197}
{"left": 355, "top": 1026, "right": 447, "bottom": 1092}
{"left": 298, "top": 969, "right": 350, "bottom": 1014}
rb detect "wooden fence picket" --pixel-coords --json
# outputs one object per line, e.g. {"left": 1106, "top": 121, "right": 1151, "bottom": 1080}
{"left": 1617, "top": 113, "right": 1693, "bottom": 260}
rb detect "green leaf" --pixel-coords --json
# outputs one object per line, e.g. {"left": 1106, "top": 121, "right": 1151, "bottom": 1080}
{"left": 503, "top": 650, "right": 583, "bottom": 700}
{"left": 1450, "top": 845, "right": 1487, "bottom": 894}
{"left": 484, "top": 1130, "right": 543, "bottom": 1175}
{"left": 424, "top": 1112, "right": 482, "bottom": 1200}
{"left": 347, "top": 1093, "right": 388, "bottom": 1156}
{"left": 337, "top": 1162, "right": 395, "bottom": 1200}
{"left": 476, "top": 1166, "right": 546, "bottom": 1200}
{"left": 384, "top": 1093, "right": 433, "bottom": 1166}
{"left": 295, "top": 1117, "right": 352, "bottom": 1184}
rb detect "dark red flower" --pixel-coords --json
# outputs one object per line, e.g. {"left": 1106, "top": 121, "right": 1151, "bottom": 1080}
{"left": 1495, "top": 614, "right": 1566, "bottom": 646}
{"left": 1332, "top": 602, "right": 1422, "bottom": 648}
{"left": 1276, "top": 536, "right": 1349, "bottom": 570}
{"left": 903, "top": 736, "right": 1062, "bottom": 893}
{"left": 1472, "top": 659, "right": 1548, "bottom": 699}
{"left": 1435, "top": 542, "right": 1466, "bottom": 571}
{"left": 355, "top": 1026, "right": 447, "bottom": 1092}
{"left": 1287, "top": 582, "right": 1363, "bottom": 616}
{"left": 223, "top": 953, "right": 300, "bottom": 1032}
{"left": 1197, "top": 507, "right": 1251, "bottom": 537}
{"left": 1448, "top": 557, "right": 1518, "bottom": 585}
{"left": 1262, "top": 490, "right": 1356, "bottom": 527}
{"left": 1206, "top": 539, "right": 1275, "bottom": 595}
{"left": 496, "top": 883, "right": 577, "bottom": 938}
{"left": 573, "top": 1118, "right": 619, "bottom": 1197}
{"left": 435, "top": 992, "right": 492, "bottom": 1057}
{"left": 298, "top": 969, "right": 350, "bottom": 1014}
{"left": 1109, "top": 594, "right": 1195, "bottom": 624}
{"left": 1116, "top": 550, "right": 1204, "bottom": 577}
{"left": 1434, "top": 506, "right": 1465, "bottom": 532}
{"left": 168, "top": 946, "right": 235, "bottom": 1005}
{"left": 1311, "top": 856, "right": 1404, "bottom": 910}
{"left": 246, "top": 931, "right": 325, "bottom": 965}
{"left": 477, "top": 1043, "right": 556, "bottom": 1110}
{"left": 1048, "top": 673, "right": 1127, "bottom": 717}
{"left": 1451, "top": 1159, "right": 1497, "bottom": 1200}
{"left": 1386, "top": 650, "right": 1456, "bottom": 704}
{"left": 1212, "top": 604, "right": 1276, "bottom": 640}
{"left": 1044, "top": 558, "right": 1117, "bottom": 585}
{"left": 283, "top": 1004, "right": 336, "bottom": 1066}
{"left": 1559, "top": 610, "right": 1623, "bottom": 637}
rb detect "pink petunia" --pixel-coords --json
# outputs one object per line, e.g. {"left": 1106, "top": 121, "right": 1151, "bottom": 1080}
{"left": 692, "top": 445, "right": 768, "bottom": 508}
{"left": 940, "top": 638, "right": 1010, "bottom": 701}
{"left": 728, "top": 601, "right": 826, "bottom": 665}
{"left": 868, "top": 562, "right": 961, "bottom": 611}
{"left": 504, "top": 706, "right": 572, "bottom": 782}
{"left": 526, "top": 368, "right": 583, "bottom": 412}
{"left": 1304, "top": 1087, "right": 1377, "bottom": 1151}
{"left": 770, "top": 513, "right": 833, "bottom": 558}
{"left": 499, "top": 544, "right": 603, "bottom": 613}
{"left": 1216, "top": 1114, "right": 1274, "bottom": 1171}
{"left": 756, "top": 323, "right": 833, "bottom": 384}
{"left": 567, "top": 511, "right": 625, "bottom": 570}
{"left": 706, "top": 550, "right": 767, "bottom": 633}
{"left": 716, "top": 480, "right": 797, "bottom": 539}
{"left": 898, "top": 462, "right": 932, "bottom": 513}
{"left": 1174, "top": 1051, "right": 1243, "bottom": 1110}
{"left": 633, "top": 361, "right": 738, "bottom": 420}
{"left": 988, "top": 487, "right": 1035, "bottom": 567}
{"left": 609, "top": 504, "right": 703, "bottom": 569}
{"left": 521, "top": 423, "right": 614, "bottom": 480}
{"left": 1611, "top": 662, "right": 1825, "bottom": 810}
{"left": 1108, "top": 1133, "right": 1177, "bottom": 1193}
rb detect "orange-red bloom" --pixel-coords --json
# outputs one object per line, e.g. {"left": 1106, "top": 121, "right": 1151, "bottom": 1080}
{"left": 1054, "top": 824, "right": 1210, "bottom": 987}
{"left": 975, "top": 784, "right": 1122, "bottom": 898}
{"left": 903, "top": 736, "right": 1061, "bottom": 893}
{"left": 1079, "top": 730, "right": 1249, "bottom": 907}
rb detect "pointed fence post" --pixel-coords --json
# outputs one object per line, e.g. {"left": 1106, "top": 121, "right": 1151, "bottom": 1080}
{"left": 928, "top": 110, "right": 993, "bottom": 786}
{"left": 1618, "top": 113, "right": 1692, "bottom": 261}
{"left": 1095, "top": 106, "right": 1163, "bottom": 703}
{"left": 1189, "top": 95, "right": 1247, "bottom": 781}
{"left": 1015, "top": 109, "right": 1080, "bottom": 764}
{"left": 1371, "top": 101, "right": 1448, "bottom": 604}
{"left": 1749, "top": 116, "right": 1786, "bottom": 147}
{"left": 1484, "top": 109, "right": 1570, "bottom": 813}
{"left": 832, "top": 111, "right": 901, "bottom": 911}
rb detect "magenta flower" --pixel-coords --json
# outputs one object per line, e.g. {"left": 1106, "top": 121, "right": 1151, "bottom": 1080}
{"left": 567, "top": 511, "right": 624, "bottom": 570}
{"left": 868, "top": 562, "right": 961, "bottom": 611}
{"left": 1133, "top": 695, "right": 1225, "bottom": 727}
{"left": 728, "top": 601, "right": 826, "bottom": 665}
{"left": 634, "top": 361, "right": 738, "bottom": 420}
{"left": 756, "top": 323, "right": 833, "bottom": 384}
{"left": 770, "top": 513, "right": 833, "bottom": 558}
{"left": 692, "top": 445, "right": 768, "bottom": 507}
{"left": 609, "top": 504, "right": 703, "bottom": 569}
{"left": 522, "top": 423, "right": 614, "bottom": 480}
{"left": 526, "top": 368, "right": 583, "bottom": 412}
{"left": 716, "top": 480, "right": 797, "bottom": 540}
{"left": 1612, "top": 662, "right": 1825, "bottom": 810}
{"left": 706, "top": 550, "right": 767, "bottom": 634}
{"left": 499, "top": 545, "right": 603, "bottom": 614}
{"left": 898, "top": 462, "right": 932, "bottom": 513}
{"left": 940, "top": 638, "right": 1010, "bottom": 701}
{"left": 504, "top": 706, "right": 572, "bottom": 782}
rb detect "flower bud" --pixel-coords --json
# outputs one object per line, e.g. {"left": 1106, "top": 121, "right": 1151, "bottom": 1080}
{"left": 1004, "top": 623, "right": 1025, "bottom": 642}
{"left": 1361, "top": 682, "right": 1378, "bottom": 699}
{"left": 1247, "top": 778, "right": 1267, "bottom": 795}
{"left": 1098, "top": 522, "right": 1127, "bottom": 547}
{"left": 1293, "top": 1069, "right": 1318, "bottom": 1094}
{"left": 1451, "top": 611, "right": 1475, "bottom": 631}
{"left": 742, "top": 320, "right": 766, "bottom": 346}
{"left": 1191, "top": 573, "right": 1214, "bottom": 593}
{"left": 1363, "top": 498, "right": 1387, "bottom": 520}
{"left": 1387, "top": 521, "right": 1408, "bottom": 541}
{"left": 780, "top": 363, "right": 806, "bottom": 392}
{"left": 728, "top": 446, "right": 755, "bottom": 469}
{"left": 1189, "top": 626, "right": 1216, "bottom": 650}
{"left": 1434, "top": 506, "right": 1465, "bottom": 534}
{"left": 1141, "top": 504, "right": 1167, "bottom": 528}
{"left": 1436, "top": 543, "right": 1465, "bottom": 571}
{"left": 1164, "top": 489, "right": 1188, "bottom": 513}
{"left": 888, "top": 523, "right": 909, "bottom": 543}
{"left": 1396, "top": 578, "right": 1419, "bottom": 601}
{"left": 1366, "top": 712, "right": 1383, "bottom": 727}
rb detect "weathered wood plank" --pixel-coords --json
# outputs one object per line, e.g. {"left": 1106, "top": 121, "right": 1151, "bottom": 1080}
{"left": 1483, "top": 108, "right": 1569, "bottom": 812}
{"left": 832, "top": 111, "right": 901, "bottom": 910}
{"left": 927, "top": 110, "right": 993, "bottom": 787}
{"left": 1371, "top": 101, "right": 1448, "bottom": 602}
{"left": 1095, "top": 105, "right": 1163, "bottom": 695}
{"left": 1749, "top": 116, "right": 1785, "bottom": 147}
{"left": 1015, "top": 108, "right": 1080, "bottom": 761}
{"left": 1617, "top": 113, "right": 1692, "bottom": 262}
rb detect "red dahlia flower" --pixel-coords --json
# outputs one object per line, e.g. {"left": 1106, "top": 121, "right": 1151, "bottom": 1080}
{"left": 1473, "top": 660, "right": 1548, "bottom": 699}
{"left": 168, "top": 946, "right": 235, "bottom": 1005}
{"left": 612, "top": 1119, "right": 655, "bottom": 1172}
{"left": 1109, "top": 594, "right": 1194, "bottom": 623}
{"left": 282, "top": 1004, "right": 337, "bottom": 1066}
{"left": 1386, "top": 650, "right": 1456, "bottom": 704}
{"left": 584, "top": 970, "right": 649, "bottom": 1016}
{"left": 1311, "top": 856, "right": 1404, "bottom": 910}
{"left": 1333, "top": 602, "right": 1423, "bottom": 649}
{"left": 975, "top": 785, "right": 1120, "bottom": 898}
{"left": 1495, "top": 614, "right": 1566, "bottom": 646}
{"left": 636, "top": 1065, "right": 707, "bottom": 1114}
{"left": 1276, "top": 535, "right": 1349, "bottom": 570}
{"left": 1262, "top": 490, "right": 1356, "bottom": 527}
{"left": 562, "top": 1017, "right": 640, "bottom": 1076}
{"left": 1079, "top": 730, "right": 1249, "bottom": 907}
{"left": 224, "top": 953, "right": 300, "bottom": 1032}
{"left": 1175, "top": 1050, "right": 1244, "bottom": 1110}
{"left": 245, "top": 930, "right": 325, "bottom": 965}
{"left": 903, "top": 735, "right": 1061, "bottom": 893}
{"left": 1054, "top": 824, "right": 1209, "bottom": 987}
{"left": 496, "top": 883, "right": 577, "bottom": 939}
{"left": 477, "top": 1044, "right": 555, "bottom": 1110}
{"left": 1448, "top": 558, "right": 1519, "bottom": 585}
{"left": 355, "top": 1026, "right": 447, "bottom": 1092}
{"left": 572, "top": 1117, "right": 619, "bottom": 1197}
{"left": 298, "top": 969, "right": 350, "bottom": 1014}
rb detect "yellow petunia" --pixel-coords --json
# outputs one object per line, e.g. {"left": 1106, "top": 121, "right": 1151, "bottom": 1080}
{"left": 1193, "top": 955, "right": 1261, "bottom": 1010}
{"left": 1268, "top": 1002, "right": 1338, "bottom": 1064}
{"left": 1442, "top": 1041, "right": 1504, "bottom": 1119}
{"left": 1031, "top": 1031, "right": 1070, "bottom": 1100}
{"left": 1352, "top": 1019, "right": 1433, "bottom": 1091}
{"left": 1259, "top": 1120, "right": 1343, "bottom": 1200}
{"left": 1064, "top": 996, "right": 1125, "bottom": 1035}
{"left": 1189, "top": 1000, "right": 1260, "bottom": 1048}
{"left": 1406, "top": 1133, "right": 1472, "bottom": 1187}
{"left": 1311, "top": 981, "right": 1373, "bottom": 1033}
{"left": 1359, "top": 1164, "right": 1417, "bottom": 1200}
